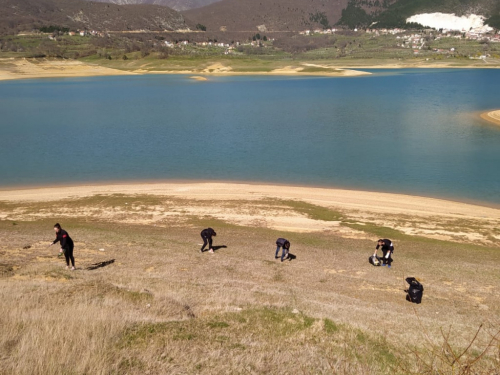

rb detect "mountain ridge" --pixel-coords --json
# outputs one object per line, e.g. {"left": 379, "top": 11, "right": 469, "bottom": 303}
{"left": 83, "top": 0, "right": 222, "bottom": 12}
{"left": 184, "top": 0, "right": 499, "bottom": 32}
{"left": 0, "top": 0, "right": 189, "bottom": 33}
{"left": 340, "top": 0, "right": 500, "bottom": 29}
{"left": 183, "top": 0, "right": 351, "bottom": 32}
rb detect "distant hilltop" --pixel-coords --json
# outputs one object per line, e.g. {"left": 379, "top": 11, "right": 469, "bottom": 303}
{"left": 184, "top": 0, "right": 500, "bottom": 32}
{"left": 338, "top": 0, "right": 500, "bottom": 30}
{"left": 183, "top": 0, "right": 351, "bottom": 33}
{"left": 83, "top": 0, "right": 221, "bottom": 12}
{"left": 0, "top": 0, "right": 189, "bottom": 34}
{"left": 0, "top": 0, "right": 498, "bottom": 35}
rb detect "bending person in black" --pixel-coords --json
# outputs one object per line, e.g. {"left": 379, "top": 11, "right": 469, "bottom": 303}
{"left": 275, "top": 238, "right": 290, "bottom": 262}
{"left": 374, "top": 239, "right": 394, "bottom": 268}
{"left": 49, "top": 223, "right": 75, "bottom": 270}
{"left": 200, "top": 228, "right": 216, "bottom": 253}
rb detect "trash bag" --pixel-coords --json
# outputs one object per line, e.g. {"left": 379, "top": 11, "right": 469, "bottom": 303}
{"left": 369, "top": 255, "right": 382, "bottom": 266}
{"left": 405, "top": 277, "right": 424, "bottom": 304}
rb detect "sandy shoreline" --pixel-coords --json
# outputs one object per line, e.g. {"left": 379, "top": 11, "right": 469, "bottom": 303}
{"left": 0, "top": 59, "right": 370, "bottom": 81}
{"left": 1, "top": 181, "right": 499, "bottom": 220}
{"left": 0, "top": 58, "right": 137, "bottom": 81}
{"left": 1, "top": 182, "right": 499, "bottom": 244}
{"left": 480, "top": 110, "right": 500, "bottom": 126}
{"left": 2, "top": 58, "right": 498, "bottom": 82}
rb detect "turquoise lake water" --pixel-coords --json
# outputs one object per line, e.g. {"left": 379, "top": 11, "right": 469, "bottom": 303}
{"left": 0, "top": 69, "right": 499, "bottom": 205}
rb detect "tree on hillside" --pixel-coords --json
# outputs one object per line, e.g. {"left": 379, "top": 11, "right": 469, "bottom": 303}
{"left": 309, "top": 12, "right": 330, "bottom": 29}
{"left": 337, "top": 4, "right": 372, "bottom": 29}
{"left": 486, "top": 14, "right": 500, "bottom": 29}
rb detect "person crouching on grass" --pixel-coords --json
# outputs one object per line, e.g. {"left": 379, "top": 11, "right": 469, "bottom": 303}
{"left": 374, "top": 238, "right": 394, "bottom": 268}
{"left": 275, "top": 238, "right": 290, "bottom": 262}
{"left": 200, "top": 227, "right": 216, "bottom": 253}
{"left": 49, "top": 223, "right": 75, "bottom": 270}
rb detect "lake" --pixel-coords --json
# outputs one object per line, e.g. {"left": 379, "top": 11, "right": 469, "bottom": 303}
{"left": 0, "top": 69, "right": 499, "bottom": 205}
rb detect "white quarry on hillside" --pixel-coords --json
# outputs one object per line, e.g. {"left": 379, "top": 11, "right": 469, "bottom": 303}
{"left": 406, "top": 13, "right": 493, "bottom": 33}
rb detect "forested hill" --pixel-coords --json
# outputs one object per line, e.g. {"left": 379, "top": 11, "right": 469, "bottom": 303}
{"left": 184, "top": 0, "right": 499, "bottom": 33}
{"left": 0, "top": 0, "right": 189, "bottom": 33}
{"left": 339, "top": 0, "right": 500, "bottom": 29}
{"left": 1, "top": 0, "right": 497, "bottom": 35}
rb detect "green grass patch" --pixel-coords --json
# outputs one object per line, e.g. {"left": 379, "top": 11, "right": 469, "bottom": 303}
{"left": 345, "top": 222, "right": 406, "bottom": 239}
{"left": 323, "top": 318, "right": 339, "bottom": 333}
{"left": 43, "top": 267, "right": 74, "bottom": 280}
{"left": 60, "top": 194, "right": 169, "bottom": 208}
{"left": 207, "top": 321, "right": 229, "bottom": 329}
{"left": 300, "top": 66, "right": 338, "bottom": 73}
{"left": 345, "top": 221, "right": 500, "bottom": 254}
{"left": 256, "top": 198, "right": 345, "bottom": 222}
{"left": 116, "top": 307, "right": 401, "bottom": 372}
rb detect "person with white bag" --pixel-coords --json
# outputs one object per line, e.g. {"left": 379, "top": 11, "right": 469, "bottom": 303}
{"left": 374, "top": 239, "right": 394, "bottom": 268}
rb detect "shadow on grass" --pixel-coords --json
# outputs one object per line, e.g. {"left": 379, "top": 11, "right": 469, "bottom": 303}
{"left": 212, "top": 245, "right": 227, "bottom": 252}
{"left": 86, "top": 259, "right": 115, "bottom": 271}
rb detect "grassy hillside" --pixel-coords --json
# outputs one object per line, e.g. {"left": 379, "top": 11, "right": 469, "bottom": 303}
{"left": 2, "top": 28, "right": 498, "bottom": 67}
{"left": 0, "top": 193, "right": 499, "bottom": 374}
{"left": 0, "top": 0, "right": 188, "bottom": 34}
{"left": 183, "top": 0, "right": 350, "bottom": 32}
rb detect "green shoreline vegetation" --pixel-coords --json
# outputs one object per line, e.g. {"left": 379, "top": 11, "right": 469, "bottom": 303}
{"left": 1, "top": 27, "right": 499, "bottom": 75}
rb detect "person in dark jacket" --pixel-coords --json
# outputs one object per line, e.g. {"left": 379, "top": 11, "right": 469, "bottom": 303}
{"left": 374, "top": 238, "right": 394, "bottom": 268}
{"left": 200, "top": 228, "right": 217, "bottom": 253}
{"left": 275, "top": 238, "right": 290, "bottom": 262}
{"left": 49, "top": 223, "right": 75, "bottom": 270}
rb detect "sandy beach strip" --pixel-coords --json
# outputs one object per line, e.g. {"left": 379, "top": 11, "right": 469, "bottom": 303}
{"left": 480, "top": 110, "right": 500, "bottom": 126}
{"left": 0, "top": 182, "right": 499, "bottom": 221}
{"left": 0, "top": 59, "right": 370, "bottom": 81}
{"left": 2, "top": 58, "right": 500, "bottom": 82}
{"left": 0, "top": 58, "right": 136, "bottom": 81}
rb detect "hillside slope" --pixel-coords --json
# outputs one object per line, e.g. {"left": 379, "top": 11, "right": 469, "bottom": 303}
{"left": 0, "top": 0, "right": 189, "bottom": 33}
{"left": 84, "top": 0, "right": 222, "bottom": 12}
{"left": 0, "top": 183, "right": 499, "bottom": 374}
{"left": 183, "top": 0, "right": 350, "bottom": 32}
{"left": 339, "top": 0, "right": 500, "bottom": 28}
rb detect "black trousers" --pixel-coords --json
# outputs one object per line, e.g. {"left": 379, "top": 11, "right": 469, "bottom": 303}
{"left": 64, "top": 246, "right": 75, "bottom": 267}
{"left": 382, "top": 249, "right": 393, "bottom": 265}
{"left": 201, "top": 235, "right": 212, "bottom": 252}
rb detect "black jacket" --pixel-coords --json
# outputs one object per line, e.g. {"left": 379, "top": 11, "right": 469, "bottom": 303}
{"left": 201, "top": 228, "right": 216, "bottom": 239}
{"left": 376, "top": 239, "right": 394, "bottom": 252}
{"left": 52, "top": 229, "right": 74, "bottom": 250}
{"left": 276, "top": 238, "right": 290, "bottom": 249}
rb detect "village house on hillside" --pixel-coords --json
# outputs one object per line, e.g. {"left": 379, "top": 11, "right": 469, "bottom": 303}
{"left": 299, "top": 26, "right": 499, "bottom": 44}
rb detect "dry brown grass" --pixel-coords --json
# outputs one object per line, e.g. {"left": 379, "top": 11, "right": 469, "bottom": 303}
{"left": 0, "top": 195, "right": 499, "bottom": 374}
